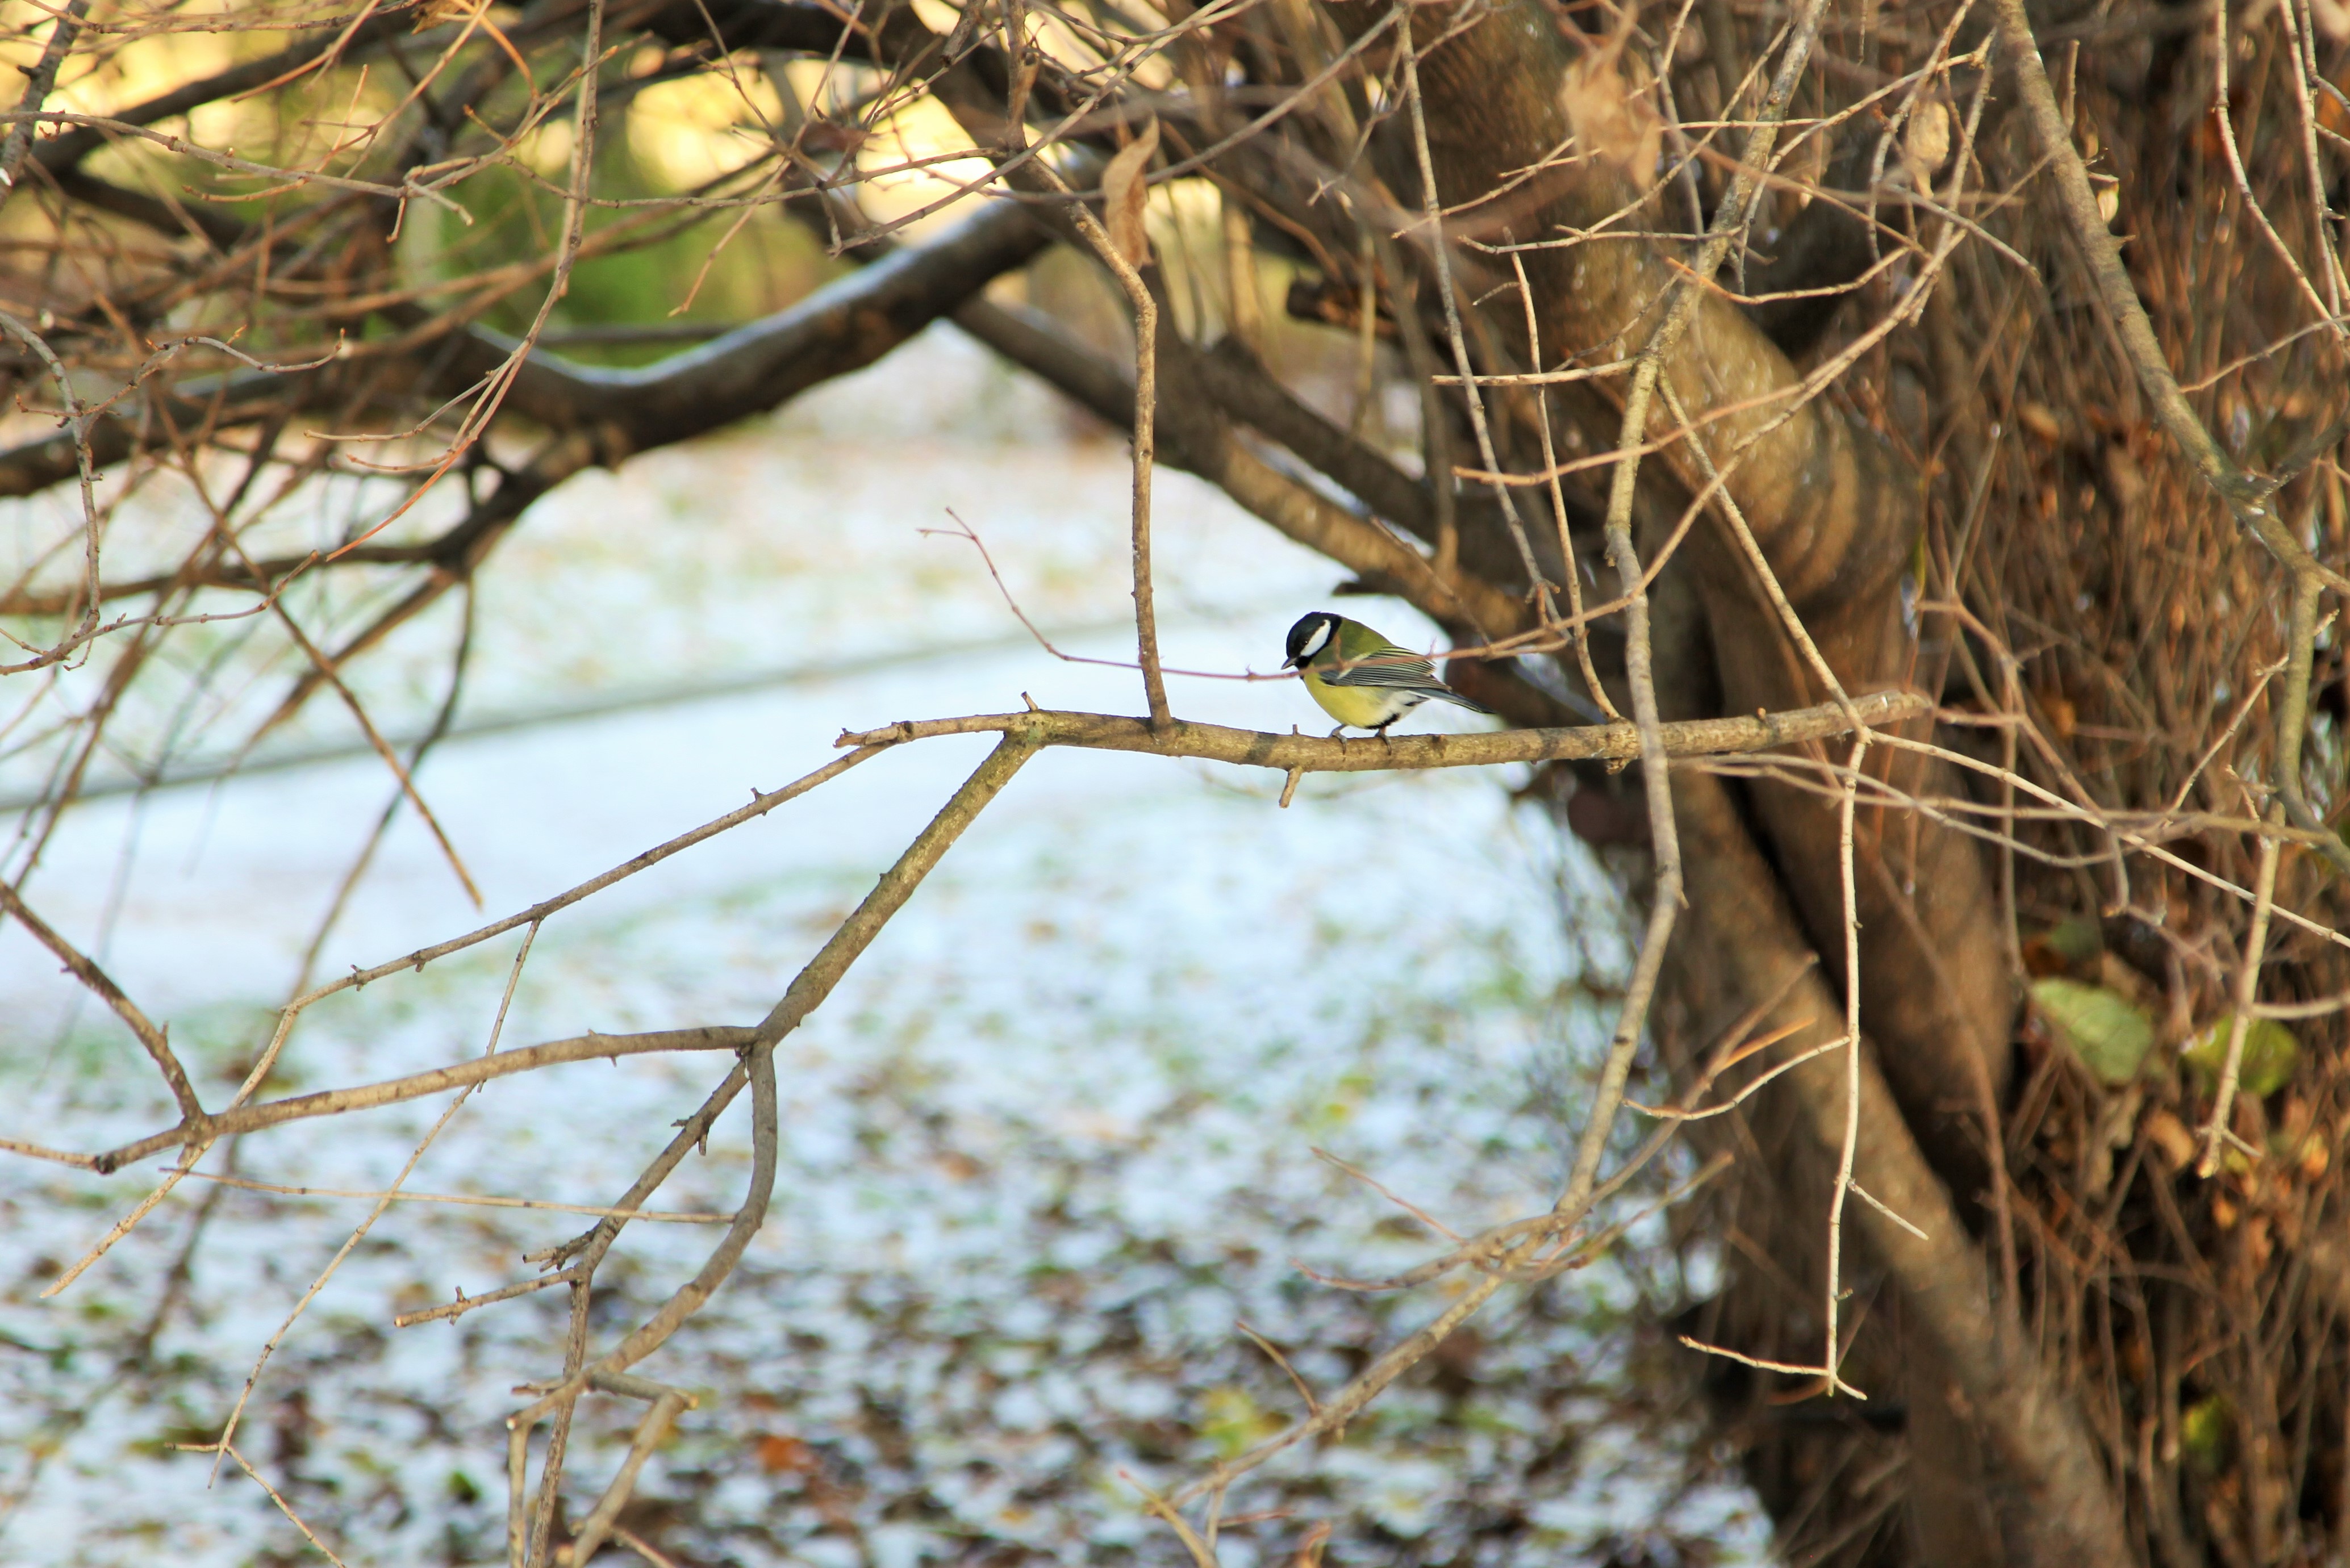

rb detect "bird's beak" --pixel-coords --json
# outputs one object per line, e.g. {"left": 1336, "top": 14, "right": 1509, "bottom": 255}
{"left": 1281, "top": 655, "right": 1299, "bottom": 670}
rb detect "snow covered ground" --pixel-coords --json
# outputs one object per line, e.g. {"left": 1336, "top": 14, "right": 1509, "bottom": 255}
{"left": 0, "top": 329, "right": 1764, "bottom": 1566}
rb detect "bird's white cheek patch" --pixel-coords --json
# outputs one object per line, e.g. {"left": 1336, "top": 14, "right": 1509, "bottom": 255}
{"left": 1298, "top": 622, "right": 1332, "bottom": 658}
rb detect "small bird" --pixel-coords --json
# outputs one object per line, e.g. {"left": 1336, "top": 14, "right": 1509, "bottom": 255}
{"left": 1282, "top": 611, "right": 1493, "bottom": 736}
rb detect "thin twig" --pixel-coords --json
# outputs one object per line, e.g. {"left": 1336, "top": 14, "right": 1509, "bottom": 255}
{"left": 208, "top": 1441, "right": 351, "bottom": 1567}
{"left": 504, "top": 736, "right": 1039, "bottom": 1551}
{"left": 561, "top": 1382, "right": 696, "bottom": 1567}
{"left": 0, "top": 880, "right": 204, "bottom": 1121}
{"left": 1989, "top": 0, "right": 2349, "bottom": 595}
{"left": 1823, "top": 733, "right": 1870, "bottom": 1395}
{"left": 1508, "top": 242, "right": 1619, "bottom": 718}
{"left": 2197, "top": 799, "right": 2283, "bottom": 1177}
{"left": 174, "top": 1170, "right": 729, "bottom": 1224}
{"left": 394, "top": 1268, "right": 585, "bottom": 1329}
{"left": 0, "top": 1, "right": 91, "bottom": 206}
{"left": 207, "top": 923, "right": 541, "bottom": 1475}
{"left": 80, "top": 1025, "right": 757, "bottom": 1176}
{"left": 1040, "top": 162, "right": 1173, "bottom": 733}
{"left": 1399, "top": 19, "right": 1555, "bottom": 619}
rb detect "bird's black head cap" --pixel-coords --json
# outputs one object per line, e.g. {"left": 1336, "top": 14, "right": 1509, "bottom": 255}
{"left": 1284, "top": 611, "right": 1341, "bottom": 668}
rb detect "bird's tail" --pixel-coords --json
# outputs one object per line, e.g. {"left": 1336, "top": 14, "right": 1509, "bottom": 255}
{"left": 1433, "top": 683, "right": 1495, "bottom": 716}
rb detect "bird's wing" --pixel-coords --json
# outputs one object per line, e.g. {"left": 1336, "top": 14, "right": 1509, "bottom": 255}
{"left": 1321, "top": 646, "right": 1495, "bottom": 714}
{"left": 1317, "top": 646, "right": 1445, "bottom": 690}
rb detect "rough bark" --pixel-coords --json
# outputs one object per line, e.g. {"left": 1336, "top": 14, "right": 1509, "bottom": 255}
{"left": 1664, "top": 756, "right": 2132, "bottom": 1566}
{"left": 1307, "top": 1, "right": 2122, "bottom": 1556}
{"left": 1322, "top": 0, "right": 2011, "bottom": 1178}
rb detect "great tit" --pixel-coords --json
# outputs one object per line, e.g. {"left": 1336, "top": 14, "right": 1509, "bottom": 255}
{"left": 1282, "top": 611, "right": 1493, "bottom": 736}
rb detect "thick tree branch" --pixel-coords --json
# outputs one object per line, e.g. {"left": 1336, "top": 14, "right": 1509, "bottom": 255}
{"left": 1191, "top": 336, "right": 1438, "bottom": 542}
{"left": 950, "top": 298, "right": 1533, "bottom": 642}
{"left": 1330, "top": 0, "right": 2013, "bottom": 1169}
{"left": 0, "top": 202, "right": 1050, "bottom": 507}
{"left": 487, "top": 202, "right": 1051, "bottom": 448}
{"left": 1667, "top": 764, "right": 2132, "bottom": 1566}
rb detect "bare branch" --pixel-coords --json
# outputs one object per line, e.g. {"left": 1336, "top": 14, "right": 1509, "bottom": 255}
{"left": 83, "top": 1025, "right": 755, "bottom": 1177}
{"left": 835, "top": 691, "right": 1927, "bottom": 768}
{"left": 0, "top": 879, "right": 204, "bottom": 1122}
{"left": 1038, "top": 156, "right": 1173, "bottom": 731}
{"left": 1990, "top": 0, "right": 2349, "bottom": 592}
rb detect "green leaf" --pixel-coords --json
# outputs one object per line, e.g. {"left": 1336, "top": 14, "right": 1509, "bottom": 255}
{"left": 2031, "top": 978, "right": 2155, "bottom": 1085}
{"left": 2184, "top": 1017, "right": 2300, "bottom": 1097}
{"left": 2180, "top": 1396, "right": 2232, "bottom": 1473}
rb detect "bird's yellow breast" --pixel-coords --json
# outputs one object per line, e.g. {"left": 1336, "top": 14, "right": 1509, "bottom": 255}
{"left": 1301, "top": 667, "right": 1409, "bottom": 729}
